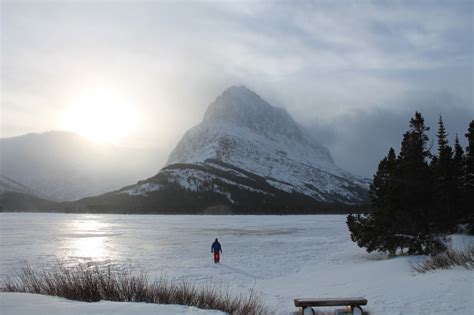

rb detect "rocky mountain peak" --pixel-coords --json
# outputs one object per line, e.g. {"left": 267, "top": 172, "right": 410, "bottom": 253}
{"left": 203, "top": 85, "right": 304, "bottom": 142}
{"left": 167, "top": 85, "right": 335, "bottom": 168}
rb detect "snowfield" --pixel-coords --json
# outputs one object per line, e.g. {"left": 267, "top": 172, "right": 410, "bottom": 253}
{"left": 0, "top": 213, "right": 472, "bottom": 314}
{"left": 0, "top": 292, "right": 225, "bottom": 314}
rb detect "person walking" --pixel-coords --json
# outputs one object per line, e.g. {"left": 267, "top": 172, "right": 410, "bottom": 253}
{"left": 211, "top": 238, "right": 222, "bottom": 263}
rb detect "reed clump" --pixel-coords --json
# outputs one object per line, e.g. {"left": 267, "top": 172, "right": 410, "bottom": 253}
{"left": 0, "top": 262, "right": 270, "bottom": 315}
{"left": 413, "top": 246, "right": 474, "bottom": 273}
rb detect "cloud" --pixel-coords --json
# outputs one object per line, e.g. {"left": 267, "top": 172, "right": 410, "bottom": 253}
{"left": 306, "top": 92, "right": 474, "bottom": 177}
{"left": 1, "top": 0, "right": 472, "bottom": 176}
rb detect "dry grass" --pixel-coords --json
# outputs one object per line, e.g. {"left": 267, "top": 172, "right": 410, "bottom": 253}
{"left": 0, "top": 261, "right": 270, "bottom": 315}
{"left": 413, "top": 246, "right": 474, "bottom": 273}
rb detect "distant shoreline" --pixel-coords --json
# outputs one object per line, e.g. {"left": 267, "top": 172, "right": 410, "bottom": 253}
{"left": 1, "top": 190, "right": 369, "bottom": 214}
{"left": 0, "top": 209, "right": 367, "bottom": 215}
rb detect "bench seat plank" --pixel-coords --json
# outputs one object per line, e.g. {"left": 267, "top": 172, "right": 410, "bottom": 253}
{"left": 294, "top": 298, "right": 368, "bottom": 307}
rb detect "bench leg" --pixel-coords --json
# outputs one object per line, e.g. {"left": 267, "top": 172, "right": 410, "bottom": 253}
{"left": 302, "top": 306, "right": 315, "bottom": 315}
{"left": 350, "top": 305, "right": 363, "bottom": 315}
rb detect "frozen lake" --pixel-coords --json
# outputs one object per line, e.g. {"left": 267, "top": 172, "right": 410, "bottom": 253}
{"left": 0, "top": 213, "right": 348, "bottom": 285}
{"left": 1, "top": 213, "right": 472, "bottom": 314}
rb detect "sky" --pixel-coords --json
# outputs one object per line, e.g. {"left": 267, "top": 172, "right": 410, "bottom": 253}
{"left": 1, "top": 0, "right": 473, "bottom": 177}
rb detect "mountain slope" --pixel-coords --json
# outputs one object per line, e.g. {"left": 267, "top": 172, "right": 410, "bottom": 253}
{"left": 72, "top": 86, "right": 368, "bottom": 214}
{"left": 0, "top": 175, "right": 47, "bottom": 198}
{"left": 0, "top": 131, "right": 158, "bottom": 201}
{"left": 0, "top": 176, "right": 60, "bottom": 212}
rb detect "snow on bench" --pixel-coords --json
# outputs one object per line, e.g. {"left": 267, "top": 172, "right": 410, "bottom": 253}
{"left": 294, "top": 297, "right": 367, "bottom": 315}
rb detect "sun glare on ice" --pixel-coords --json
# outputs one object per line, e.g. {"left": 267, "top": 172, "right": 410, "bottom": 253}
{"left": 66, "top": 218, "right": 112, "bottom": 260}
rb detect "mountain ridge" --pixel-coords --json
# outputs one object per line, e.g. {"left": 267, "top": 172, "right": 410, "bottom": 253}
{"left": 0, "top": 131, "right": 158, "bottom": 201}
{"left": 69, "top": 85, "right": 368, "bottom": 213}
{"left": 2, "top": 86, "right": 369, "bottom": 213}
{"left": 0, "top": 175, "right": 48, "bottom": 199}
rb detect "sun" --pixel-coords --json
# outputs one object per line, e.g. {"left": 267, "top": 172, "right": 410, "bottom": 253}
{"left": 63, "top": 88, "right": 136, "bottom": 144}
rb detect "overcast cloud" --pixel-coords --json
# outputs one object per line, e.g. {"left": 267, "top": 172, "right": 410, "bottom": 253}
{"left": 1, "top": 0, "right": 473, "bottom": 177}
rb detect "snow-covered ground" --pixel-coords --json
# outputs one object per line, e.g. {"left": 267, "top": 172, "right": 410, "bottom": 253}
{"left": 0, "top": 292, "right": 224, "bottom": 315}
{"left": 0, "top": 213, "right": 472, "bottom": 314}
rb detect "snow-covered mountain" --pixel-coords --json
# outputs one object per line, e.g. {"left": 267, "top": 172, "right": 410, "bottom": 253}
{"left": 75, "top": 86, "right": 368, "bottom": 214}
{"left": 163, "top": 85, "right": 368, "bottom": 204}
{"left": 0, "top": 131, "right": 159, "bottom": 201}
{"left": 0, "top": 175, "right": 61, "bottom": 212}
{"left": 0, "top": 175, "right": 46, "bottom": 198}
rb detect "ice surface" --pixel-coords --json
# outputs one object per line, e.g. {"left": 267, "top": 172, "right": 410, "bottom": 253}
{"left": 0, "top": 213, "right": 472, "bottom": 314}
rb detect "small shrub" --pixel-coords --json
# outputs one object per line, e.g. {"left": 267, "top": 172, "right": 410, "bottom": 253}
{"left": 0, "top": 261, "right": 270, "bottom": 315}
{"left": 413, "top": 246, "right": 474, "bottom": 273}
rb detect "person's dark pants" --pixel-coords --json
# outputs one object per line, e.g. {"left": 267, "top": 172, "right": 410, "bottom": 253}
{"left": 213, "top": 251, "right": 220, "bottom": 263}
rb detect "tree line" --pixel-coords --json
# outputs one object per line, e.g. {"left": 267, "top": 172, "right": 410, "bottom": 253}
{"left": 347, "top": 112, "right": 473, "bottom": 256}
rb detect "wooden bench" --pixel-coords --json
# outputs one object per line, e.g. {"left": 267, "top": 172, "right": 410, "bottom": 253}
{"left": 294, "top": 297, "right": 368, "bottom": 315}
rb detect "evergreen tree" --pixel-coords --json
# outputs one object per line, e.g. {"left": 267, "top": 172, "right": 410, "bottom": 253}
{"left": 396, "top": 112, "right": 434, "bottom": 245}
{"left": 369, "top": 148, "right": 398, "bottom": 211}
{"left": 430, "top": 155, "right": 439, "bottom": 174}
{"left": 347, "top": 114, "right": 474, "bottom": 255}
{"left": 436, "top": 116, "right": 449, "bottom": 151}
{"left": 453, "top": 134, "right": 465, "bottom": 180}
{"left": 432, "top": 116, "right": 455, "bottom": 231}
{"left": 464, "top": 120, "right": 474, "bottom": 231}
{"left": 452, "top": 134, "right": 465, "bottom": 224}
{"left": 348, "top": 148, "right": 401, "bottom": 255}
{"left": 348, "top": 112, "right": 444, "bottom": 256}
